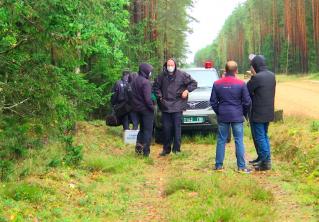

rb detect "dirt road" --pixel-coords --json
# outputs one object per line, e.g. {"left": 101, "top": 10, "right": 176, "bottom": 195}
{"left": 275, "top": 80, "right": 319, "bottom": 119}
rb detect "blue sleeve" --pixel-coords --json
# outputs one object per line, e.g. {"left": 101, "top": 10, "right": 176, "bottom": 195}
{"left": 242, "top": 84, "right": 252, "bottom": 117}
{"left": 210, "top": 84, "right": 219, "bottom": 115}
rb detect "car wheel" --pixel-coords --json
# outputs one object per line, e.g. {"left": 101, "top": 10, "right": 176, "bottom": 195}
{"left": 154, "top": 127, "right": 164, "bottom": 144}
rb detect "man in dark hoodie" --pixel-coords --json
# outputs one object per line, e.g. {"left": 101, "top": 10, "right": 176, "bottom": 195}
{"left": 153, "top": 58, "right": 197, "bottom": 156}
{"left": 111, "top": 70, "right": 138, "bottom": 130}
{"left": 131, "top": 63, "right": 154, "bottom": 157}
{"left": 247, "top": 55, "right": 276, "bottom": 171}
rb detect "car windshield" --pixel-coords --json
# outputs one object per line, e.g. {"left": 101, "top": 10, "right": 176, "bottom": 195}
{"left": 186, "top": 69, "right": 219, "bottom": 88}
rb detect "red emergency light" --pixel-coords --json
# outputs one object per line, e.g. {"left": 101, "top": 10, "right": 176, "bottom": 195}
{"left": 204, "top": 61, "right": 213, "bottom": 69}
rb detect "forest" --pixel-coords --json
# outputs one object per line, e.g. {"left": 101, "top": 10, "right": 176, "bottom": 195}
{"left": 0, "top": 0, "right": 193, "bottom": 180}
{"left": 194, "top": 0, "right": 319, "bottom": 74}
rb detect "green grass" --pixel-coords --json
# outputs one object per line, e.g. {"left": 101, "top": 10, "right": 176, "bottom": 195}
{"left": 309, "top": 73, "right": 319, "bottom": 80}
{"left": 183, "top": 132, "right": 216, "bottom": 144}
{"left": 1, "top": 183, "right": 48, "bottom": 203}
{"left": 164, "top": 177, "right": 199, "bottom": 196}
{"left": 164, "top": 172, "right": 275, "bottom": 222}
{"left": 83, "top": 154, "right": 136, "bottom": 174}
{"left": 0, "top": 119, "right": 318, "bottom": 221}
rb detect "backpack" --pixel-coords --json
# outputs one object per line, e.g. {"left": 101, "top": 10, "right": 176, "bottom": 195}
{"left": 117, "top": 80, "right": 133, "bottom": 103}
{"left": 113, "top": 80, "right": 133, "bottom": 117}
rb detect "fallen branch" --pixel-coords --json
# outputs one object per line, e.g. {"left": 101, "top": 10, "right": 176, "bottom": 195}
{"left": 4, "top": 98, "right": 29, "bottom": 110}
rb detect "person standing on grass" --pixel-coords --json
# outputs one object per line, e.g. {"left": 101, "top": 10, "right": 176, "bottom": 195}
{"left": 131, "top": 63, "right": 154, "bottom": 157}
{"left": 153, "top": 58, "right": 197, "bottom": 156}
{"left": 210, "top": 61, "right": 252, "bottom": 173}
{"left": 247, "top": 55, "right": 276, "bottom": 171}
{"left": 111, "top": 70, "right": 139, "bottom": 130}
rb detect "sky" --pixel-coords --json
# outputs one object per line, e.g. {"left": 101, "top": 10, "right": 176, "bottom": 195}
{"left": 186, "top": 0, "right": 246, "bottom": 63}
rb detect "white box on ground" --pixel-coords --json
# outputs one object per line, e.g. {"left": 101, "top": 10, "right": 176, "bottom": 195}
{"left": 123, "top": 130, "right": 139, "bottom": 144}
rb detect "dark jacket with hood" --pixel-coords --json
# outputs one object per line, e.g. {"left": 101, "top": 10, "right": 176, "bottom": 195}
{"left": 153, "top": 60, "right": 198, "bottom": 113}
{"left": 210, "top": 72, "right": 251, "bottom": 123}
{"left": 111, "top": 73, "right": 129, "bottom": 105}
{"left": 247, "top": 55, "right": 276, "bottom": 122}
{"left": 131, "top": 63, "right": 154, "bottom": 113}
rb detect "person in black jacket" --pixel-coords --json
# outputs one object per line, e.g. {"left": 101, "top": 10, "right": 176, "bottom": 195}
{"left": 153, "top": 58, "right": 198, "bottom": 156}
{"left": 247, "top": 55, "right": 276, "bottom": 171}
{"left": 111, "top": 70, "right": 138, "bottom": 130}
{"left": 131, "top": 63, "right": 154, "bottom": 157}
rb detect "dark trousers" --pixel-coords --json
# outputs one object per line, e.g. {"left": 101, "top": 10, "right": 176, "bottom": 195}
{"left": 136, "top": 110, "right": 154, "bottom": 156}
{"left": 122, "top": 111, "right": 139, "bottom": 130}
{"left": 162, "top": 112, "right": 182, "bottom": 153}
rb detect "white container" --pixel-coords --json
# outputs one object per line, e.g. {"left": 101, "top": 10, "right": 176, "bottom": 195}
{"left": 123, "top": 130, "right": 139, "bottom": 144}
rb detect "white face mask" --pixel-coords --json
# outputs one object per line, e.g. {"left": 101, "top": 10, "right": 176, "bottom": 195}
{"left": 167, "top": 66, "right": 175, "bottom": 73}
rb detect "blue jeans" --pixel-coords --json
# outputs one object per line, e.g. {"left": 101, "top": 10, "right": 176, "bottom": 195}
{"left": 251, "top": 122, "right": 271, "bottom": 162}
{"left": 215, "top": 122, "right": 246, "bottom": 169}
{"left": 250, "top": 120, "right": 260, "bottom": 160}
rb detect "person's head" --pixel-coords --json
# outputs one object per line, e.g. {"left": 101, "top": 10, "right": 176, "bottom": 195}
{"left": 250, "top": 55, "right": 267, "bottom": 73}
{"left": 165, "top": 58, "right": 176, "bottom": 74}
{"left": 122, "top": 70, "right": 130, "bottom": 81}
{"left": 138, "top": 63, "right": 153, "bottom": 79}
{"left": 225, "top": 60, "right": 238, "bottom": 75}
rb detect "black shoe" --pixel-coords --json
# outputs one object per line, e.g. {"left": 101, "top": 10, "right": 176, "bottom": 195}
{"left": 172, "top": 150, "right": 181, "bottom": 154}
{"left": 213, "top": 166, "right": 224, "bottom": 172}
{"left": 159, "top": 151, "right": 169, "bottom": 156}
{"left": 135, "top": 143, "right": 143, "bottom": 155}
{"left": 249, "top": 158, "right": 260, "bottom": 164}
{"left": 254, "top": 161, "right": 271, "bottom": 171}
{"left": 252, "top": 160, "right": 263, "bottom": 166}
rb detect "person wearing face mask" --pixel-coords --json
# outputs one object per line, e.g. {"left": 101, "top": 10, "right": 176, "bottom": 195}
{"left": 131, "top": 63, "right": 154, "bottom": 157}
{"left": 153, "top": 58, "right": 198, "bottom": 156}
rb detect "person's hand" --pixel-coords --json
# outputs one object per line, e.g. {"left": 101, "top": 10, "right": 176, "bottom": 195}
{"left": 181, "top": 90, "right": 189, "bottom": 99}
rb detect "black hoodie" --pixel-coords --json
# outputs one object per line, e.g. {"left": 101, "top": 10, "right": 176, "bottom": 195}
{"left": 131, "top": 63, "right": 154, "bottom": 112}
{"left": 153, "top": 59, "right": 198, "bottom": 113}
{"left": 247, "top": 55, "right": 276, "bottom": 122}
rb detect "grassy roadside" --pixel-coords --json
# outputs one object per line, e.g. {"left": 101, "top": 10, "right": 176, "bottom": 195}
{"left": 268, "top": 116, "right": 319, "bottom": 218}
{"left": 0, "top": 116, "right": 317, "bottom": 221}
{"left": 0, "top": 122, "right": 152, "bottom": 221}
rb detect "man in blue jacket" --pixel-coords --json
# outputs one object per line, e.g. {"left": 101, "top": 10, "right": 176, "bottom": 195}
{"left": 210, "top": 61, "right": 251, "bottom": 173}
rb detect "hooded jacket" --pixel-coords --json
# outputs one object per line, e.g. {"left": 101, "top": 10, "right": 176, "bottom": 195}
{"left": 210, "top": 72, "right": 251, "bottom": 123}
{"left": 131, "top": 63, "right": 154, "bottom": 112}
{"left": 111, "top": 73, "right": 130, "bottom": 105}
{"left": 247, "top": 55, "right": 276, "bottom": 122}
{"left": 153, "top": 60, "right": 198, "bottom": 113}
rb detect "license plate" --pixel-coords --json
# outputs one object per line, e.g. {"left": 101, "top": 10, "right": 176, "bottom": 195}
{"left": 183, "top": 116, "right": 205, "bottom": 124}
